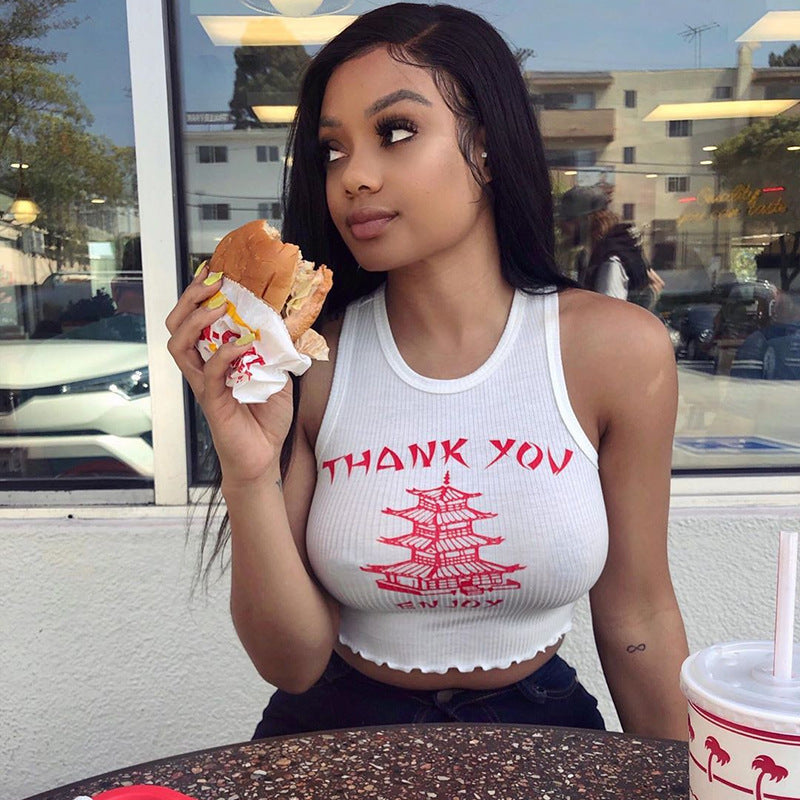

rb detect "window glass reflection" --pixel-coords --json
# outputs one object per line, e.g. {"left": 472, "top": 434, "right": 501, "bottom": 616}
{"left": 174, "top": 0, "right": 800, "bottom": 477}
{"left": 0, "top": 0, "right": 147, "bottom": 484}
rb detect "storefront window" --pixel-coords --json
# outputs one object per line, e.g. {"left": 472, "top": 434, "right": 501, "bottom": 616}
{"left": 0, "top": 1, "right": 147, "bottom": 486}
{"left": 172, "top": 1, "right": 800, "bottom": 479}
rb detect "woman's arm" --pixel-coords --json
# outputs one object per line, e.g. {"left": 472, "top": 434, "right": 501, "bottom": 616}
{"left": 588, "top": 305, "right": 689, "bottom": 739}
{"left": 226, "top": 414, "right": 339, "bottom": 694}
{"left": 167, "top": 268, "right": 339, "bottom": 694}
{"left": 227, "top": 333, "right": 342, "bottom": 694}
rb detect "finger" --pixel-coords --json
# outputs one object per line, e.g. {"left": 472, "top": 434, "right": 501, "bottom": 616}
{"left": 201, "top": 336, "right": 258, "bottom": 407}
{"left": 169, "top": 297, "right": 229, "bottom": 353}
{"left": 167, "top": 301, "right": 230, "bottom": 395}
{"left": 165, "top": 267, "right": 225, "bottom": 335}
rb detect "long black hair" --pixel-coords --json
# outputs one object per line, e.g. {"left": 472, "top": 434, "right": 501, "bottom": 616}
{"left": 283, "top": 2, "right": 577, "bottom": 317}
{"left": 194, "top": 3, "right": 578, "bottom": 586}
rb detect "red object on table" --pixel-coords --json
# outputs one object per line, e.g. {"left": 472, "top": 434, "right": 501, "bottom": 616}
{"left": 92, "top": 787, "right": 196, "bottom": 800}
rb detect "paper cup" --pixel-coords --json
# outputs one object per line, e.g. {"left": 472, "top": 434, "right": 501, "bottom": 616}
{"left": 681, "top": 642, "right": 800, "bottom": 799}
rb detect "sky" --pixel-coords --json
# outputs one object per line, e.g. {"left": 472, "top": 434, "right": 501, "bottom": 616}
{"left": 36, "top": 0, "right": 800, "bottom": 148}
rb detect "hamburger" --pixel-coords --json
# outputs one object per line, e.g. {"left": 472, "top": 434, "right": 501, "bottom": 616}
{"left": 207, "top": 219, "right": 332, "bottom": 359}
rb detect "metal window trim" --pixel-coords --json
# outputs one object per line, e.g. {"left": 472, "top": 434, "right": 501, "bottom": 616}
{"left": 125, "top": 0, "right": 188, "bottom": 505}
{"left": 670, "top": 474, "right": 800, "bottom": 511}
{"left": 5, "top": 6, "right": 800, "bottom": 508}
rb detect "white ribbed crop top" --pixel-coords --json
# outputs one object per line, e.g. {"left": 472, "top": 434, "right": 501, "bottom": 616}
{"left": 306, "top": 286, "right": 609, "bottom": 674}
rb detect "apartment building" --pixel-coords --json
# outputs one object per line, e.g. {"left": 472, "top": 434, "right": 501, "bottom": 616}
{"left": 183, "top": 127, "right": 288, "bottom": 258}
{"left": 526, "top": 46, "right": 800, "bottom": 279}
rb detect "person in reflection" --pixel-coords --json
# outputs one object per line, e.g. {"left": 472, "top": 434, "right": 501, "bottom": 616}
{"left": 107, "top": 236, "right": 146, "bottom": 341}
{"left": 60, "top": 236, "right": 146, "bottom": 342}
{"left": 559, "top": 185, "right": 664, "bottom": 309}
{"left": 167, "top": 3, "right": 688, "bottom": 739}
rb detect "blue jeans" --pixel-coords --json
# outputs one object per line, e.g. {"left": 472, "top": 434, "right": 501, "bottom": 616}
{"left": 253, "top": 651, "right": 605, "bottom": 738}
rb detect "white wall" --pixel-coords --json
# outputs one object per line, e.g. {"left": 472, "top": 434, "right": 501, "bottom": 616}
{"left": 2, "top": 510, "right": 268, "bottom": 800}
{"left": 4, "top": 505, "right": 800, "bottom": 800}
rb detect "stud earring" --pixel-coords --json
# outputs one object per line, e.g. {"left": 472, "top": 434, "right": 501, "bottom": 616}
{"left": 481, "top": 151, "right": 488, "bottom": 159}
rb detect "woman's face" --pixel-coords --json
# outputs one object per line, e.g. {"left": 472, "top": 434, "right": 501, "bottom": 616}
{"left": 319, "top": 46, "right": 490, "bottom": 272}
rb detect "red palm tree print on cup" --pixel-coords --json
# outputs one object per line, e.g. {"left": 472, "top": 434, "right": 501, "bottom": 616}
{"left": 704, "top": 736, "right": 731, "bottom": 783}
{"left": 752, "top": 755, "right": 789, "bottom": 800}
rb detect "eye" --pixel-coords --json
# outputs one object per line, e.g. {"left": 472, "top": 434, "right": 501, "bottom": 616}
{"left": 375, "top": 116, "right": 418, "bottom": 147}
{"left": 319, "top": 140, "right": 346, "bottom": 165}
{"left": 387, "top": 127, "right": 414, "bottom": 144}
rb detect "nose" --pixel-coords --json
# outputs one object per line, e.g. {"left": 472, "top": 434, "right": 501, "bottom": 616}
{"left": 339, "top": 148, "right": 382, "bottom": 197}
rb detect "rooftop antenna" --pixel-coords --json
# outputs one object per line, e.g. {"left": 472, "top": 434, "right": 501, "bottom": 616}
{"left": 679, "top": 22, "right": 719, "bottom": 68}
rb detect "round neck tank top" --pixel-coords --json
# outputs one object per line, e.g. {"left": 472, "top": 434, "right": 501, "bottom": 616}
{"left": 306, "top": 285, "right": 609, "bottom": 674}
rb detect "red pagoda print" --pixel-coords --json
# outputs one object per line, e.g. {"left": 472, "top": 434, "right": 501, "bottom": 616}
{"left": 361, "top": 472, "right": 525, "bottom": 597}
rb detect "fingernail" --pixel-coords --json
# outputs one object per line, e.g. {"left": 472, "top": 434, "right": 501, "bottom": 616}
{"left": 193, "top": 260, "right": 208, "bottom": 278}
{"left": 234, "top": 332, "right": 256, "bottom": 346}
{"left": 203, "top": 270, "right": 224, "bottom": 286}
{"left": 205, "top": 292, "right": 227, "bottom": 310}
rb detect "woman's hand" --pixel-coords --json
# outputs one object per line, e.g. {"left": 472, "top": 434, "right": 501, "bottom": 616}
{"left": 647, "top": 268, "right": 665, "bottom": 298}
{"left": 165, "top": 264, "right": 294, "bottom": 485}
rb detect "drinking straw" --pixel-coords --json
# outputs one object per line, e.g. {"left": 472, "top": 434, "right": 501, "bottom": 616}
{"left": 774, "top": 530, "right": 799, "bottom": 680}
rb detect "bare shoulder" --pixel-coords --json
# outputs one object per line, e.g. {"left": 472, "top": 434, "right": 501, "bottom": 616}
{"left": 558, "top": 288, "right": 677, "bottom": 435}
{"left": 297, "top": 315, "right": 344, "bottom": 449}
{"left": 559, "top": 287, "right": 674, "bottom": 370}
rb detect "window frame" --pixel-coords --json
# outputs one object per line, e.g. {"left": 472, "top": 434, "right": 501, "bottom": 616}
{"left": 6, "top": 0, "right": 799, "bottom": 506}
{"left": 257, "top": 144, "right": 281, "bottom": 162}
{"left": 258, "top": 200, "right": 282, "bottom": 220}
{"left": 151, "top": 5, "right": 800, "bottom": 502}
{"left": 197, "top": 144, "right": 228, "bottom": 163}
{"left": 199, "top": 203, "right": 231, "bottom": 221}
{"left": 667, "top": 119, "right": 693, "bottom": 137}
{"left": 666, "top": 175, "right": 690, "bottom": 193}
{"left": 624, "top": 89, "right": 637, "bottom": 108}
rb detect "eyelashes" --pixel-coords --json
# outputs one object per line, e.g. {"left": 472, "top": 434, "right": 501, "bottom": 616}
{"left": 319, "top": 114, "right": 419, "bottom": 164}
{"left": 374, "top": 115, "right": 418, "bottom": 146}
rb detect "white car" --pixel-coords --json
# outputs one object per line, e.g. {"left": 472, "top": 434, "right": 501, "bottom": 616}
{"left": 0, "top": 338, "right": 152, "bottom": 480}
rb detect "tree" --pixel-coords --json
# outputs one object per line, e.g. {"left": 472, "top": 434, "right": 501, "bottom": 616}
{"left": 712, "top": 116, "right": 800, "bottom": 290}
{"left": 5, "top": 116, "right": 135, "bottom": 268}
{"left": 0, "top": 0, "right": 87, "bottom": 160}
{"left": 228, "top": 45, "right": 311, "bottom": 129}
{"left": 0, "top": 0, "right": 135, "bottom": 270}
{"left": 769, "top": 44, "right": 800, "bottom": 67}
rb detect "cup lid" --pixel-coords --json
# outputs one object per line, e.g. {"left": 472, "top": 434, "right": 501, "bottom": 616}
{"left": 681, "top": 641, "right": 800, "bottom": 726}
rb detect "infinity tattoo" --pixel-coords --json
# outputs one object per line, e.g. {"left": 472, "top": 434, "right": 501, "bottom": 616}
{"left": 626, "top": 643, "right": 646, "bottom": 653}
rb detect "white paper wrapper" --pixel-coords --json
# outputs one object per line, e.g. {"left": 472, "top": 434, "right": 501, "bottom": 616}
{"left": 195, "top": 277, "right": 312, "bottom": 403}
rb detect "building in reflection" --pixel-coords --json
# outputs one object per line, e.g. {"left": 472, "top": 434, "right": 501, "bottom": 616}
{"left": 526, "top": 44, "right": 800, "bottom": 290}
{"left": 182, "top": 126, "right": 288, "bottom": 263}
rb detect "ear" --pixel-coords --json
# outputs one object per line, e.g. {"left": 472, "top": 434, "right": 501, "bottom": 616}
{"left": 474, "top": 127, "right": 490, "bottom": 182}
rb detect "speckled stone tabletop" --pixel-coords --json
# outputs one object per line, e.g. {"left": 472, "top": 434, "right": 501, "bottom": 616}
{"left": 23, "top": 723, "right": 689, "bottom": 800}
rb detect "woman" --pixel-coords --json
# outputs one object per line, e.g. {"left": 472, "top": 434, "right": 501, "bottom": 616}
{"left": 167, "top": 3, "right": 688, "bottom": 739}
{"left": 559, "top": 185, "right": 665, "bottom": 307}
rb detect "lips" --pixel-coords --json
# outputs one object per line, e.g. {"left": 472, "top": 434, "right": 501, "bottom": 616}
{"left": 346, "top": 207, "right": 398, "bottom": 241}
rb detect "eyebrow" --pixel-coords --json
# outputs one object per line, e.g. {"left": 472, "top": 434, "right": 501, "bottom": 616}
{"left": 319, "top": 89, "right": 433, "bottom": 130}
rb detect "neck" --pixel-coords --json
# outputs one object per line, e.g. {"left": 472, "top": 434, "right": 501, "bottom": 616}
{"left": 384, "top": 217, "right": 512, "bottom": 347}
